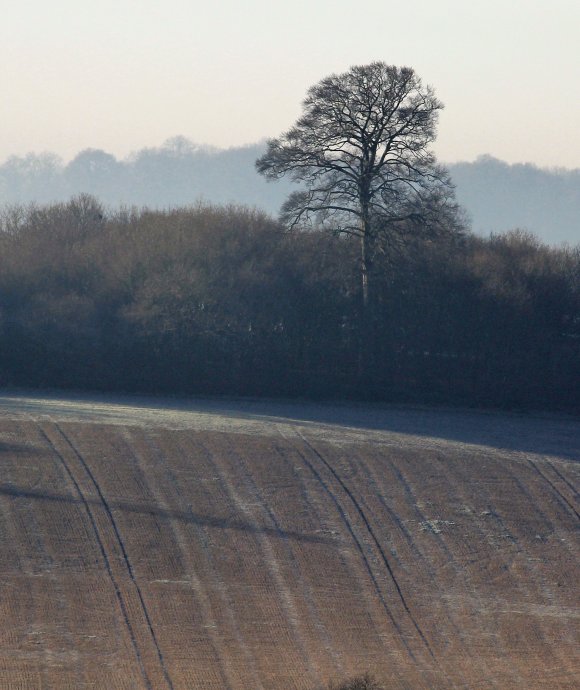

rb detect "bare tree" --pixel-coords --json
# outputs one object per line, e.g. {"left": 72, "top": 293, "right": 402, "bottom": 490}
{"left": 256, "top": 62, "right": 461, "bottom": 309}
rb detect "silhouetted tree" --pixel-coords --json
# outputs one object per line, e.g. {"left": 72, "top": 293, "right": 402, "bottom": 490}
{"left": 256, "top": 62, "right": 461, "bottom": 310}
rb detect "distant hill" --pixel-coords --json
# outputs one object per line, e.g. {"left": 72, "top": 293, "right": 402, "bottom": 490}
{"left": 448, "top": 155, "right": 580, "bottom": 245}
{"left": 0, "top": 139, "right": 578, "bottom": 245}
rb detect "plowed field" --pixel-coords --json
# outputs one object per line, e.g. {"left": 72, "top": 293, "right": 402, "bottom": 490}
{"left": 0, "top": 393, "right": 578, "bottom": 689}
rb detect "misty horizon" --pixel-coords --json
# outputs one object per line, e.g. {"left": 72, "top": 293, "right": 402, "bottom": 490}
{"left": 1, "top": 137, "right": 578, "bottom": 246}
{"left": 3, "top": 137, "right": 580, "bottom": 172}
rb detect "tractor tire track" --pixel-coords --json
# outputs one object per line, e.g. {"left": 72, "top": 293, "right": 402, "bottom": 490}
{"left": 43, "top": 422, "right": 175, "bottom": 690}
{"left": 134, "top": 427, "right": 244, "bottom": 690}
{"left": 528, "top": 459, "right": 579, "bottom": 521}
{"left": 296, "top": 432, "right": 436, "bottom": 662}
{"left": 505, "top": 458, "right": 580, "bottom": 570}
{"left": 196, "top": 434, "right": 318, "bottom": 686}
{"left": 477, "top": 454, "right": 578, "bottom": 684}
{"left": 461, "top": 459, "right": 570, "bottom": 687}
{"left": 272, "top": 440, "right": 366, "bottom": 676}
{"left": 353, "top": 446, "right": 482, "bottom": 689}
{"left": 272, "top": 432, "right": 410, "bottom": 684}
{"left": 220, "top": 433, "right": 342, "bottom": 682}
{"left": 425, "top": 451, "right": 520, "bottom": 690}
{"left": 287, "top": 434, "right": 418, "bottom": 663}
{"left": 35, "top": 423, "right": 153, "bottom": 690}
{"left": 545, "top": 460, "right": 579, "bottom": 499}
{"left": 2, "top": 420, "right": 66, "bottom": 688}
{"left": 291, "top": 444, "right": 418, "bottom": 679}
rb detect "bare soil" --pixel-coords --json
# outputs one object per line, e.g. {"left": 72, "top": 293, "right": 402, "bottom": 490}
{"left": 0, "top": 393, "right": 577, "bottom": 689}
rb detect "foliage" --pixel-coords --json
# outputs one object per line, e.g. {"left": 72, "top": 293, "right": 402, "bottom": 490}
{"left": 0, "top": 198, "right": 577, "bottom": 409}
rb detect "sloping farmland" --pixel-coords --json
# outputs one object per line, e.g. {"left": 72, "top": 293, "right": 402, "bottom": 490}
{"left": 0, "top": 393, "right": 578, "bottom": 689}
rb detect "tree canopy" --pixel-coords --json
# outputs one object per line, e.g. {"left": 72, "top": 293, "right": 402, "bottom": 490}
{"left": 0, "top": 200, "right": 577, "bottom": 409}
{"left": 256, "top": 62, "right": 462, "bottom": 305}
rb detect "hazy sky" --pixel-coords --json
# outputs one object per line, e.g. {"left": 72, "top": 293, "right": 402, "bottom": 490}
{"left": 1, "top": 0, "right": 579, "bottom": 167}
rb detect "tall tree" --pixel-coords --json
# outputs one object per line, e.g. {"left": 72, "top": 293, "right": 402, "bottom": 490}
{"left": 256, "top": 62, "right": 461, "bottom": 309}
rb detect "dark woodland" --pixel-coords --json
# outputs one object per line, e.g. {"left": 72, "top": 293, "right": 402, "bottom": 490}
{"left": 0, "top": 197, "right": 577, "bottom": 410}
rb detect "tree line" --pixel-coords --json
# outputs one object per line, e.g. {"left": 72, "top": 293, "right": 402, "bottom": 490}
{"left": 2, "top": 145, "right": 579, "bottom": 248}
{"left": 0, "top": 196, "right": 577, "bottom": 410}
{"left": 0, "top": 139, "right": 290, "bottom": 212}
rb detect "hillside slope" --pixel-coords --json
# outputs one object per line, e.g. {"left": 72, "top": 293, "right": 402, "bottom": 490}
{"left": 0, "top": 394, "right": 578, "bottom": 689}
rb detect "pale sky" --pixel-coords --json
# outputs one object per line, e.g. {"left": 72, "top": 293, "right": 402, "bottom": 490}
{"left": 1, "top": 0, "right": 579, "bottom": 167}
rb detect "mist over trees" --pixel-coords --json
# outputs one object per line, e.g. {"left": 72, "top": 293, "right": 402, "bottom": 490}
{"left": 0, "top": 199, "right": 577, "bottom": 409}
{"left": 0, "top": 141, "right": 578, "bottom": 246}
{"left": 0, "top": 138, "right": 292, "bottom": 212}
{"left": 450, "top": 155, "right": 580, "bottom": 245}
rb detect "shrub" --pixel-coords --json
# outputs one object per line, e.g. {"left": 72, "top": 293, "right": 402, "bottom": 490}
{"left": 326, "top": 673, "right": 384, "bottom": 690}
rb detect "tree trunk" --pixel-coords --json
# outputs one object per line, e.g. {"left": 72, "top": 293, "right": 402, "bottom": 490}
{"left": 361, "top": 231, "right": 370, "bottom": 310}
{"left": 358, "top": 213, "right": 373, "bottom": 379}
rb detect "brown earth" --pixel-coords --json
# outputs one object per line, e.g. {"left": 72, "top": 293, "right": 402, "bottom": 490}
{"left": 0, "top": 393, "right": 578, "bottom": 689}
